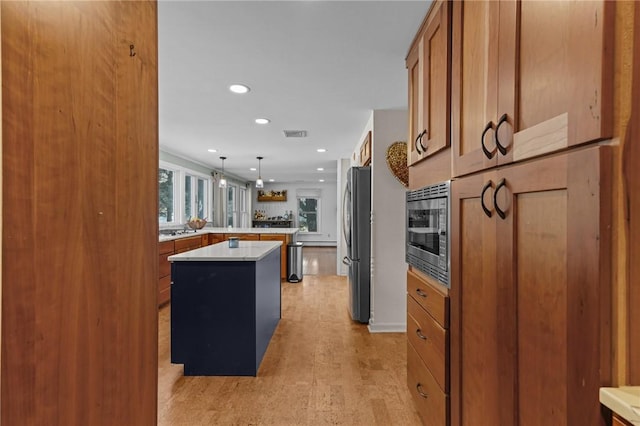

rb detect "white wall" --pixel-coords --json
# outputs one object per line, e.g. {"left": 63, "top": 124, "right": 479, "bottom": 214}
{"left": 254, "top": 182, "right": 337, "bottom": 246}
{"left": 350, "top": 109, "right": 408, "bottom": 333}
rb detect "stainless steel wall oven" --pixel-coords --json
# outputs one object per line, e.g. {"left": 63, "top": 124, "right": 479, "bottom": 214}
{"left": 406, "top": 181, "right": 450, "bottom": 287}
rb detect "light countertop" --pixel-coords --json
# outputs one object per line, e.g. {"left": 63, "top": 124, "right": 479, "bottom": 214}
{"left": 168, "top": 240, "right": 282, "bottom": 262}
{"left": 159, "top": 227, "right": 298, "bottom": 242}
{"left": 600, "top": 386, "right": 640, "bottom": 425}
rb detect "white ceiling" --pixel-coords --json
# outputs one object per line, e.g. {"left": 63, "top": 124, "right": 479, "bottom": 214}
{"left": 158, "top": 0, "right": 431, "bottom": 183}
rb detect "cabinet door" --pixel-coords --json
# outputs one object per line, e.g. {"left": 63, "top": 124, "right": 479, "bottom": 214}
{"left": 407, "top": 0, "right": 451, "bottom": 166}
{"left": 496, "top": 1, "right": 613, "bottom": 166}
{"left": 451, "top": 146, "right": 612, "bottom": 426}
{"left": 450, "top": 171, "right": 508, "bottom": 426}
{"left": 496, "top": 146, "right": 611, "bottom": 425}
{"left": 451, "top": 0, "right": 500, "bottom": 177}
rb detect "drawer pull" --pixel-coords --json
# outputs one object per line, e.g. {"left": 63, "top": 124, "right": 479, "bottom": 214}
{"left": 415, "top": 329, "right": 427, "bottom": 340}
{"left": 415, "top": 288, "right": 428, "bottom": 298}
{"left": 416, "top": 383, "right": 428, "bottom": 399}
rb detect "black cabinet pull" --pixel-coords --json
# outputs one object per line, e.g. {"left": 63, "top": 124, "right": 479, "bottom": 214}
{"left": 418, "top": 129, "right": 428, "bottom": 152}
{"left": 481, "top": 180, "right": 493, "bottom": 218}
{"left": 415, "top": 288, "right": 428, "bottom": 298}
{"left": 494, "top": 178, "right": 507, "bottom": 219}
{"left": 415, "top": 133, "right": 422, "bottom": 154}
{"left": 416, "top": 383, "right": 428, "bottom": 398}
{"left": 481, "top": 121, "right": 495, "bottom": 159}
{"left": 494, "top": 113, "right": 509, "bottom": 156}
{"left": 416, "top": 329, "right": 427, "bottom": 340}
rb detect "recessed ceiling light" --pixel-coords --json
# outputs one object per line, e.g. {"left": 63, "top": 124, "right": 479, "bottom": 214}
{"left": 319, "top": 179, "right": 325, "bottom": 182}
{"left": 255, "top": 118, "right": 270, "bottom": 125}
{"left": 317, "top": 167, "right": 324, "bottom": 171}
{"left": 269, "top": 179, "right": 275, "bottom": 182}
{"left": 250, "top": 167, "right": 256, "bottom": 171}
{"left": 207, "top": 149, "right": 217, "bottom": 153}
{"left": 316, "top": 148, "right": 327, "bottom": 153}
{"left": 229, "top": 84, "right": 250, "bottom": 94}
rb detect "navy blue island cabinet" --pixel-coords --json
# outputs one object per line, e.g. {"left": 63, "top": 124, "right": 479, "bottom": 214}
{"left": 169, "top": 241, "right": 282, "bottom": 376}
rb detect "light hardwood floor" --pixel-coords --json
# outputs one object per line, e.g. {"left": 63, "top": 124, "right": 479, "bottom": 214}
{"left": 302, "top": 246, "right": 337, "bottom": 276}
{"left": 158, "top": 247, "right": 421, "bottom": 425}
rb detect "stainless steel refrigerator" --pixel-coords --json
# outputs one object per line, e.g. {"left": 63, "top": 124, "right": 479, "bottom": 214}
{"left": 342, "top": 166, "right": 371, "bottom": 323}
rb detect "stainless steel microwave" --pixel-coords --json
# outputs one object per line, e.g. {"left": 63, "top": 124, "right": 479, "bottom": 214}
{"left": 406, "top": 181, "right": 450, "bottom": 287}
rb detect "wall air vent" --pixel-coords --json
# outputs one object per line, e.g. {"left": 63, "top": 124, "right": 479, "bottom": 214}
{"left": 283, "top": 130, "right": 308, "bottom": 138}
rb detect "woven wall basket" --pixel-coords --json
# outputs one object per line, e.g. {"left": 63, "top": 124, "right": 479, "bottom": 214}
{"left": 385, "top": 141, "right": 408, "bottom": 187}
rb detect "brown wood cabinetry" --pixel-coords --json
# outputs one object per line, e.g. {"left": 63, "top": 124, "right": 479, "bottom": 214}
{"left": 174, "top": 235, "right": 202, "bottom": 253}
{"left": 209, "top": 233, "right": 224, "bottom": 245}
{"left": 451, "top": 0, "right": 613, "bottom": 178}
{"left": 259, "top": 234, "right": 291, "bottom": 280}
{"left": 613, "top": 414, "right": 633, "bottom": 426}
{"left": 406, "top": 269, "right": 450, "bottom": 425}
{"left": 406, "top": 0, "right": 451, "bottom": 167}
{"left": 158, "top": 240, "right": 175, "bottom": 306}
{"left": 226, "top": 233, "right": 260, "bottom": 241}
{"left": 450, "top": 146, "right": 612, "bottom": 425}
{"left": 360, "top": 131, "right": 372, "bottom": 166}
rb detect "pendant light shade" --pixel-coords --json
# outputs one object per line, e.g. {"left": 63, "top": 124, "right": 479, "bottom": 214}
{"left": 255, "top": 156, "right": 264, "bottom": 189}
{"left": 219, "top": 156, "right": 227, "bottom": 188}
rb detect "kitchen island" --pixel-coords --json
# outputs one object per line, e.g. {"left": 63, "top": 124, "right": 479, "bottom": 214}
{"left": 158, "top": 228, "right": 298, "bottom": 305}
{"left": 169, "top": 240, "right": 281, "bottom": 376}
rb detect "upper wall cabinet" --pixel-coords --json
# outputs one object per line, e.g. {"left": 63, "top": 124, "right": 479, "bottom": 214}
{"left": 451, "top": 0, "right": 614, "bottom": 178}
{"left": 407, "top": 0, "right": 451, "bottom": 167}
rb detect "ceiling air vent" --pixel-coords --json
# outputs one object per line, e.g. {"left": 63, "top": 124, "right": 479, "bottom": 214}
{"left": 283, "top": 130, "right": 307, "bottom": 138}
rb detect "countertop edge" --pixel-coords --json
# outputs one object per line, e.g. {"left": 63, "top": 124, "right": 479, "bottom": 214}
{"left": 168, "top": 241, "right": 282, "bottom": 262}
{"left": 600, "top": 386, "right": 640, "bottom": 425}
{"left": 159, "top": 228, "right": 298, "bottom": 242}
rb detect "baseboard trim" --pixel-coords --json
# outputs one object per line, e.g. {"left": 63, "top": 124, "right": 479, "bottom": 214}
{"left": 299, "top": 241, "right": 337, "bottom": 247}
{"left": 367, "top": 322, "right": 406, "bottom": 333}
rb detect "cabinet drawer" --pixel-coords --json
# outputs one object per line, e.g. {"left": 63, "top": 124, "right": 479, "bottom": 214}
{"left": 209, "top": 233, "right": 224, "bottom": 245}
{"left": 407, "top": 295, "right": 448, "bottom": 392}
{"left": 407, "top": 269, "right": 449, "bottom": 328}
{"left": 226, "top": 233, "right": 260, "bottom": 241}
{"left": 159, "top": 240, "right": 175, "bottom": 255}
{"left": 407, "top": 341, "right": 448, "bottom": 426}
{"left": 159, "top": 253, "right": 171, "bottom": 279}
{"left": 174, "top": 235, "right": 202, "bottom": 253}
{"left": 158, "top": 275, "right": 171, "bottom": 306}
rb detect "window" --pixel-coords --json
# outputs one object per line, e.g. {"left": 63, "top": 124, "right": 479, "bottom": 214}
{"left": 159, "top": 167, "right": 176, "bottom": 223}
{"left": 239, "top": 187, "right": 248, "bottom": 227}
{"left": 227, "top": 185, "right": 237, "bottom": 227}
{"left": 184, "top": 174, "right": 208, "bottom": 220}
{"left": 298, "top": 197, "right": 319, "bottom": 233}
{"left": 159, "top": 161, "right": 212, "bottom": 226}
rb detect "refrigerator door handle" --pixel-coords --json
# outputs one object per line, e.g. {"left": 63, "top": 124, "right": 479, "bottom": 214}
{"left": 342, "top": 256, "right": 352, "bottom": 266}
{"left": 342, "top": 186, "right": 351, "bottom": 247}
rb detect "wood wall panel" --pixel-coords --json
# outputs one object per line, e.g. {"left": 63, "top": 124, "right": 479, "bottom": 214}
{"left": 1, "top": 2, "right": 157, "bottom": 425}
{"left": 624, "top": 2, "right": 640, "bottom": 384}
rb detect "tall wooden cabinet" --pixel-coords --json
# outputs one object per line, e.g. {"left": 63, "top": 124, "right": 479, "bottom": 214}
{"left": 450, "top": 146, "right": 612, "bottom": 425}
{"left": 2, "top": 2, "right": 158, "bottom": 425}
{"left": 406, "top": 0, "right": 451, "bottom": 166}
{"left": 451, "top": 0, "right": 613, "bottom": 177}
{"left": 407, "top": 2, "right": 617, "bottom": 423}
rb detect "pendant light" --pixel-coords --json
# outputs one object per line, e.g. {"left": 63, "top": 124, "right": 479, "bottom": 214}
{"left": 255, "top": 156, "right": 264, "bottom": 189}
{"left": 219, "top": 156, "right": 227, "bottom": 188}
